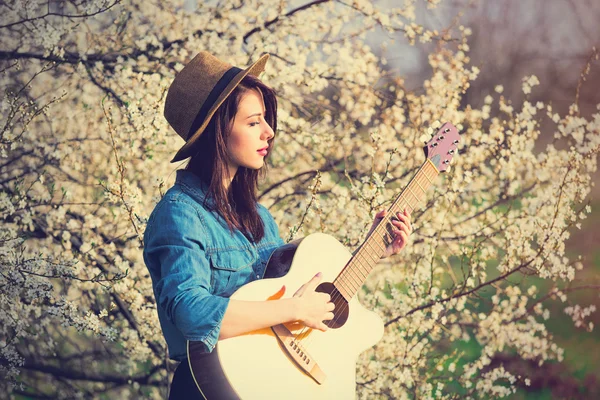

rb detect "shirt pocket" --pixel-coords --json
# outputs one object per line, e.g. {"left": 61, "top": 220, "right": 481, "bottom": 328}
{"left": 208, "top": 248, "right": 257, "bottom": 296}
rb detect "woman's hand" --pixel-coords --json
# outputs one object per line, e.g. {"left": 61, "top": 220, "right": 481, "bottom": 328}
{"left": 367, "top": 208, "right": 412, "bottom": 258}
{"left": 292, "top": 272, "right": 335, "bottom": 332}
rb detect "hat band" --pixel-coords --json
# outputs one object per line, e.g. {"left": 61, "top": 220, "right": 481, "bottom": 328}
{"left": 186, "top": 66, "right": 242, "bottom": 140}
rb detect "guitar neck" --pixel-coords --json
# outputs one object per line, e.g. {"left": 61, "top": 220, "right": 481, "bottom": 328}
{"left": 333, "top": 159, "right": 440, "bottom": 300}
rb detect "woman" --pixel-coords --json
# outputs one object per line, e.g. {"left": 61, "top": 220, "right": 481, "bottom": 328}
{"left": 143, "top": 52, "right": 412, "bottom": 399}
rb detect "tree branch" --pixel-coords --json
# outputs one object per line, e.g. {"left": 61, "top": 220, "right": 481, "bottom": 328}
{"left": 243, "top": 0, "right": 332, "bottom": 43}
{"left": 0, "top": 1, "right": 122, "bottom": 30}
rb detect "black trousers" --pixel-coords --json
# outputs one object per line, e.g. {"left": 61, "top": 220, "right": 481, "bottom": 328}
{"left": 169, "top": 353, "right": 240, "bottom": 400}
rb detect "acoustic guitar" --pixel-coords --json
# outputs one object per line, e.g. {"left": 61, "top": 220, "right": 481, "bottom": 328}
{"left": 187, "top": 123, "right": 460, "bottom": 399}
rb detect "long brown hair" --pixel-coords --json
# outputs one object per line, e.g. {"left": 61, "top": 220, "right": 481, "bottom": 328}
{"left": 185, "top": 74, "right": 277, "bottom": 242}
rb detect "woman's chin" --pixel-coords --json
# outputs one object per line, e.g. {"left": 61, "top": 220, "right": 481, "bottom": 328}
{"left": 244, "top": 160, "right": 265, "bottom": 170}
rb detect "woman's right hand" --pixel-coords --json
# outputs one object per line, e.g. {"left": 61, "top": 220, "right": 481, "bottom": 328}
{"left": 292, "top": 272, "right": 335, "bottom": 331}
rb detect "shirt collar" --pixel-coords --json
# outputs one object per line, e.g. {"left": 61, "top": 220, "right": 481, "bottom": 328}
{"left": 175, "top": 169, "right": 212, "bottom": 205}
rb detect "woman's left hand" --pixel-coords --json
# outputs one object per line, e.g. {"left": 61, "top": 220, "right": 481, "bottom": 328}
{"left": 367, "top": 208, "right": 412, "bottom": 259}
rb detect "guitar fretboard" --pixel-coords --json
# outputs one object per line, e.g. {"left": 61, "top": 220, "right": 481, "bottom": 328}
{"left": 333, "top": 159, "right": 439, "bottom": 300}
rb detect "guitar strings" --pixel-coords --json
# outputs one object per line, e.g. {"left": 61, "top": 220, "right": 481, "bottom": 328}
{"left": 292, "top": 201, "right": 412, "bottom": 351}
{"left": 291, "top": 164, "right": 434, "bottom": 352}
{"left": 292, "top": 168, "right": 430, "bottom": 349}
{"left": 287, "top": 137, "right": 451, "bottom": 360}
{"left": 319, "top": 165, "right": 430, "bottom": 329}
{"left": 291, "top": 208, "right": 404, "bottom": 351}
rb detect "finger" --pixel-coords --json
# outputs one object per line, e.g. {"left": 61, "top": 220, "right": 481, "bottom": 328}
{"left": 375, "top": 210, "right": 387, "bottom": 220}
{"left": 391, "top": 219, "right": 406, "bottom": 229}
{"left": 304, "top": 272, "right": 323, "bottom": 293}
{"left": 370, "top": 210, "right": 387, "bottom": 231}
{"left": 394, "top": 213, "right": 412, "bottom": 232}
{"left": 293, "top": 283, "right": 306, "bottom": 297}
{"left": 396, "top": 231, "right": 408, "bottom": 246}
{"left": 392, "top": 222, "right": 408, "bottom": 235}
{"left": 392, "top": 229, "right": 409, "bottom": 246}
{"left": 395, "top": 212, "right": 411, "bottom": 223}
{"left": 319, "top": 292, "right": 331, "bottom": 302}
{"left": 389, "top": 236, "right": 406, "bottom": 255}
{"left": 318, "top": 323, "right": 329, "bottom": 332}
{"left": 323, "top": 312, "right": 335, "bottom": 321}
{"left": 403, "top": 210, "right": 412, "bottom": 228}
{"left": 326, "top": 302, "right": 335, "bottom": 312}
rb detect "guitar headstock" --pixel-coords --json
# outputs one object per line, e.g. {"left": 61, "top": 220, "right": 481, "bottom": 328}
{"left": 423, "top": 122, "right": 460, "bottom": 172}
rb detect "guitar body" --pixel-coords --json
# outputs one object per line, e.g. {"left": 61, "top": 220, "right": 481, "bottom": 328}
{"left": 188, "top": 233, "right": 384, "bottom": 399}
{"left": 186, "top": 122, "right": 461, "bottom": 399}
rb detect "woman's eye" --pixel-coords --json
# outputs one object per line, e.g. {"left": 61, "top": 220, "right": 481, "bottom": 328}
{"left": 249, "top": 121, "right": 259, "bottom": 127}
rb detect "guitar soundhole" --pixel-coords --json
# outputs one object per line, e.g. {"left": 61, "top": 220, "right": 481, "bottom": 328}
{"left": 316, "top": 282, "right": 349, "bottom": 329}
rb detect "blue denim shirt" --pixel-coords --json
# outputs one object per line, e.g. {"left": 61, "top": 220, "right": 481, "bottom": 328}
{"left": 143, "top": 169, "right": 284, "bottom": 361}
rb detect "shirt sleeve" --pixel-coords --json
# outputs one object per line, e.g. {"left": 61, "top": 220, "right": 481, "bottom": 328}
{"left": 144, "top": 199, "right": 229, "bottom": 353}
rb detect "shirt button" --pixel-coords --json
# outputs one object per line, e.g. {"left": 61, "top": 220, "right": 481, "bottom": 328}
{"left": 256, "top": 274, "right": 260, "bottom": 279}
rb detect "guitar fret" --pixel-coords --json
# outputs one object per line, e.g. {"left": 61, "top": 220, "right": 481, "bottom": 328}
{"left": 349, "top": 261, "right": 368, "bottom": 281}
{"left": 345, "top": 270, "right": 361, "bottom": 291}
{"left": 400, "top": 201, "right": 414, "bottom": 214}
{"left": 377, "top": 234, "right": 389, "bottom": 251}
{"left": 333, "top": 281, "right": 352, "bottom": 301}
{"left": 343, "top": 263, "right": 363, "bottom": 288}
{"left": 373, "top": 228, "right": 386, "bottom": 250}
{"left": 381, "top": 227, "right": 394, "bottom": 247}
{"left": 392, "top": 202, "right": 413, "bottom": 220}
{"left": 335, "top": 275, "right": 354, "bottom": 298}
{"left": 371, "top": 237, "right": 386, "bottom": 259}
{"left": 372, "top": 236, "right": 387, "bottom": 254}
{"left": 340, "top": 280, "right": 355, "bottom": 300}
{"left": 361, "top": 246, "right": 379, "bottom": 264}
{"left": 385, "top": 222, "right": 395, "bottom": 237}
{"left": 384, "top": 225, "right": 398, "bottom": 250}
{"left": 421, "top": 168, "right": 434, "bottom": 185}
{"left": 422, "top": 170, "right": 432, "bottom": 187}
{"left": 353, "top": 253, "right": 371, "bottom": 279}
{"left": 414, "top": 176, "right": 426, "bottom": 194}
{"left": 407, "top": 185, "right": 420, "bottom": 204}
{"left": 359, "top": 242, "right": 373, "bottom": 262}
{"left": 346, "top": 252, "right": 376, "bottom": 297}
{"left": 337, "top": 275, "right": 356, "bottom": 299}
{"left": 353, "top": 254, "right": 370, "bottom": 279}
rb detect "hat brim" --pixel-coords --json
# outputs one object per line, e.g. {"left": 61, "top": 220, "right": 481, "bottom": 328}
{"left": 170, "top": 53, "right": 270, "bottom": 163}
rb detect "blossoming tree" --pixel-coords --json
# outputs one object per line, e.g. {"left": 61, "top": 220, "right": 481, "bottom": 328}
{"left": 1, "top": 0, "right": 598, "bottom": 398}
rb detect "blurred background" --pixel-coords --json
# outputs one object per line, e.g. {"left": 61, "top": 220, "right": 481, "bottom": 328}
{"left": 386, "top": 1, "right": 600, "bottom": 397}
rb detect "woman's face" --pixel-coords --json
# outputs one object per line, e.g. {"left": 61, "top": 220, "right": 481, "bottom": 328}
{"left": 226, "top": 89, "right": 274, "bottom": 178}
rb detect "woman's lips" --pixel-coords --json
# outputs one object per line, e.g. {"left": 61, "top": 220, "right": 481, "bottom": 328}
{"left": 257, "top": 147, "right": 268, "bottom": 156}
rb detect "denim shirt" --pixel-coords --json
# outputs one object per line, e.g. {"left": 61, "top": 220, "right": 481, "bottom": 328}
{"left": 143, "top": 169, "right": 285, "bottom": 360}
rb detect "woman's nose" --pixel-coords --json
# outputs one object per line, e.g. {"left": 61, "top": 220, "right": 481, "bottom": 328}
{"left": 262, "top": 120, "right": 274, "bottom": 140}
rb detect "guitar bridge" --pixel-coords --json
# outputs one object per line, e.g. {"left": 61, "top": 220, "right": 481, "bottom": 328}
{"left": 271, "top": 324, "right": 327, "bottom": 384}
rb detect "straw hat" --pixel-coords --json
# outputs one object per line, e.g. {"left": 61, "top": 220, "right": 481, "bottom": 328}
{"left": 164, "top": 52, "right": 270, "bottom": 163}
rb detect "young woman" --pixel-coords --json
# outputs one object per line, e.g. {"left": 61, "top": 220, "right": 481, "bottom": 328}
{"left": 143, "top": 52, "right": 412, "bottom": 399}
